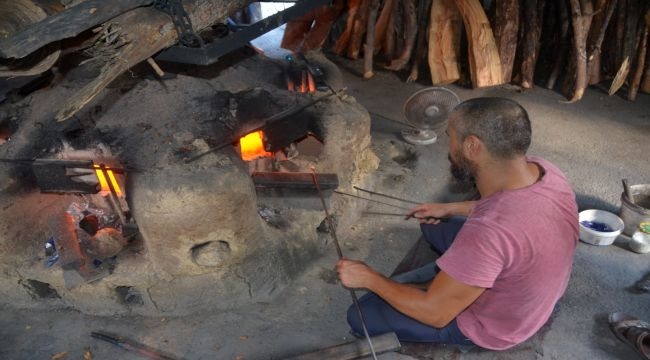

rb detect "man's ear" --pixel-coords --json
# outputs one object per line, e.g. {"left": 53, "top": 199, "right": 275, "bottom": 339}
{"left": 463, "top": 135, "right": 482, "bottom": 158}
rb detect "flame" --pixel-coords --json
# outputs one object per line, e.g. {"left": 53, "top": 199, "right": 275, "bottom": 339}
{"left": 239, "top": 130, "right": 273, "bottom": 161}
{"left": 93, "top": 165, "right": 123, "bottom": 197}
{"left": 287, "top": 70, "right": 315, "bottom": 94}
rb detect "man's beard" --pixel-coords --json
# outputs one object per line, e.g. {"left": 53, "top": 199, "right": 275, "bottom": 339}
{"left": 448, "top": 151, "right": 476, "bottom": 188}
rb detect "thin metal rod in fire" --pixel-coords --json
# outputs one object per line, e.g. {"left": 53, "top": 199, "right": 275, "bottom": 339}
{"left": 310, "top": 167, "right": 378, "bottom": 360}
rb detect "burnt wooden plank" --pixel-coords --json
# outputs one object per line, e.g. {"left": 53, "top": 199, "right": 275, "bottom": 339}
{"left": 0, "top": 0, "right": 153, "bottom": 59}
{"left": 285, "top": 332, "right": 400, "bottom": 360}
{"left": 252, "top": 172, "right": 338, "bottom": 190}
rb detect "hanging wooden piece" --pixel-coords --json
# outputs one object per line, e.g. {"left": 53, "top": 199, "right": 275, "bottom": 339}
{"left": 333, "top": 0, "right": 361, "bottom": 55}
{"left": 281, "top": 10, "right": 315, "bottom": 51}
{"left": 407, "top": 0, "right": 433, "bottom": 82}
{"left": 374, "top": 0, "right": 396, "bottom": 50}
{"left": 363, "top": 0, "right": 380, "bottom": 78}
{"left": 586, "top": 0, "right": 618, "bottom": 85}
{"left": 347, "top": 0, "right": 371, "bottom": 59}
{"left": 490, "top": 0, "right": 519, "bottom": 83}
{"left": 382, "top": 0, "right": 397, "bottom": 60}
{"left": 609, "top": 56, "right": 629, "bottom": 95}
{"left": 641, "top": 40, "right": 650, "bottom": 93}
{"left": 298, "top": 1, "right": 345, "bottom": 52}
{"left": 627, "top": 9, "right": 650, "bottom": 101}
{"left": 427, "top": 0, "right": 461, "bottom": 85}
{"left": 565, "top": 0, "right": 594, "bottom": 103}
{"left": 385, "top": 0, "right": 417, "bottom": 71}
{"left": 515, "top": 0, "right": 545, "bottom": 89}
{"left": 546, "top": 0, "right": 570, "bottom": 90}
{"left": 453, "top": 0, "right": 503, "bottom": 88}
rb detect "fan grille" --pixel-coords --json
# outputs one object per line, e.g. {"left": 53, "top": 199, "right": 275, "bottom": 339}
{"left": 403, "top": 87, "right": 460, "bottom": 130}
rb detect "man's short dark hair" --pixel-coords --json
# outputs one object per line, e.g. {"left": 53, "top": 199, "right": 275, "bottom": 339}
{"left": 451, "top": 97, "right": 531, "bottom": 158}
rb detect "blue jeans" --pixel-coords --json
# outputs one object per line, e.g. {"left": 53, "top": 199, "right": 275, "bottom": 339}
{"left": 346, "top": 217, "right": 475, "bottom": 349}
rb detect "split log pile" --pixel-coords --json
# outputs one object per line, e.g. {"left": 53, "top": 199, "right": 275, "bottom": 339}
{"left": 300, "top": 0, "right": 650, "bottom": 102}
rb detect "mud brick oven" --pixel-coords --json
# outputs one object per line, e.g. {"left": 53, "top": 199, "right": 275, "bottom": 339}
{"left": 0, "top": 50, "right": 379, "bottom": 315}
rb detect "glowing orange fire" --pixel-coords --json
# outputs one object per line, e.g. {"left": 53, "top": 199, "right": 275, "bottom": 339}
{"left": 287, "top": 70, "right": 315, "bottom": 94}
{"left": 93, "top": 164, "right": 123, "bottom": 197}
{"left": 239, "top": 130, "right": 273, "bottom": 161}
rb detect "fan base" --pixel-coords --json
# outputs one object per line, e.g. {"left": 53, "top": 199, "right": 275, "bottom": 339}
{"left": 401, "top": 129, "right": 438, "bottom": 145}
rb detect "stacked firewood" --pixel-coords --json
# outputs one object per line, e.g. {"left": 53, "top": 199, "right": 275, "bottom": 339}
{"left": 288, "top": 0, "right": 650, "bottom": 102}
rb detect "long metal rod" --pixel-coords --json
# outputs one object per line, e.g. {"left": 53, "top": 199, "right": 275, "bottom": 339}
{"left": 310, "top": 168, "right": 378, "bottom": 360}
{"left": 353, "top": 186, "right": 422, "bottom": 205}
{"left": 334, "top": 191, "right": 412, "bottom": 211}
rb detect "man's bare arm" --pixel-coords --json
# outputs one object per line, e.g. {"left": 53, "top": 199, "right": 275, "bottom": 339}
{"left": 337, "top": 259, "right": 484, "bottom": 328}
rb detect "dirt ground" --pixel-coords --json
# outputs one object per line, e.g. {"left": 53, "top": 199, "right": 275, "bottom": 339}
{"left": 1, "top": 41, "right": 650, "bottom": 360}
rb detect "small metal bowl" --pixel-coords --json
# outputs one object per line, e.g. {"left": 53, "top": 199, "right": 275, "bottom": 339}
{"left": 629, "top": 231, "right": 650, "bottom": 254}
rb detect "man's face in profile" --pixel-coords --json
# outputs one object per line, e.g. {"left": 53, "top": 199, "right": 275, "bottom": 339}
{"left": 447, "top": 121, "right": 476, "bottom": 187}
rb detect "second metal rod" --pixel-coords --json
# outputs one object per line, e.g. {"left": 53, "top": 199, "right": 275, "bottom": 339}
{"left": 310, "top": 168, "right": 378, "bottom": 360}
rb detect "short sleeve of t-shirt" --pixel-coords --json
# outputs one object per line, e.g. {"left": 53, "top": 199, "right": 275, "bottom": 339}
{"left": 437, "top": 218, "right": 506, "bottom": 288}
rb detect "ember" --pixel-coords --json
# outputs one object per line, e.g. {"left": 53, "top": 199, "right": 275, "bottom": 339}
{"left": 93, "top": 164, "right": 123, "bottom": 197}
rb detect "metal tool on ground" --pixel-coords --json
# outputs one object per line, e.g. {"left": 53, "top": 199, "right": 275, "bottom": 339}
{"left": 623, "top": 178, "right": 635, "bottom": 205}
{"left": 401, "top": 87, "right": 460, "bottom": 145}
{"left": 310, "top": 168, "right": 378, "bottom": 360}
{"left": 91, "top": 331, "right": 180, "bottom": 360}
{"left": 284, "top": 331, "right": 401, "bottom": 360}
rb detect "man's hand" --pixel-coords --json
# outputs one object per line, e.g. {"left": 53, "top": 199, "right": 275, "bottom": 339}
{"left": 405, "top": 203, "right": 448, "bottom": 224}
{"left": 405, "top": 201, "right": 477, "bottom": 223}
{"left": 336, "top": 258, "right": 382, "bottom": 290}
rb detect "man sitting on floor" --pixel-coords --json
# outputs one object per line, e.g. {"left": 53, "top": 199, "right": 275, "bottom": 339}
{"left": 336, "top": 97, "right": 579, "bottom": 351}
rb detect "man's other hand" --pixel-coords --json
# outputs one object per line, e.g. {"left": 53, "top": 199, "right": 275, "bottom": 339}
{"left": 336, "top": 258, "right": 381, "bottom": 290}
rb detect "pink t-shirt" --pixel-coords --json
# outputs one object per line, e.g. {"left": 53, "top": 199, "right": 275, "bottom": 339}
{"left": 436, "top": 157, "right": 579, "bottom": 350}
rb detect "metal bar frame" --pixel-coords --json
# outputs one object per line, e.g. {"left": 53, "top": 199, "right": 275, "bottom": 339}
{"left": 155, "top": 0, "right": 331, "bottom": 65}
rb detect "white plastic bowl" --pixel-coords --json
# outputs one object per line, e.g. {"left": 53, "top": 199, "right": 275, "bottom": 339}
{"left": 579, "top": 209, "right": 624, "bottom": 246}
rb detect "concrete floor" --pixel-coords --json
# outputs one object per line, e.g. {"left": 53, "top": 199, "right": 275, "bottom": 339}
{"left": 2, "top": 40, "right": 650, "bottom": 360}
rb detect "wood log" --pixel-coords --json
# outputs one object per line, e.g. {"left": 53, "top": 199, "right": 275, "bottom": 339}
{"left": 0, "top": 0, "right": 153, "bottom": 59}
{"left": 453, "top": 0, "right": 503, "bottom": 88}
{"left": 427, "top": 0, "right": 462, "bottom": 85}
{"left": 347, "top": 0, "right": 371, "bottom": 59}
{"left": 54, "top": 0, "right": 251, "bottom": 121}
{"left": 407, "top": 0, "right": 433, "bottom": 82}
{"left": 586, "top": 0, "right": 618, "bottom": 85}
{"left": 363, "top": 0, "right": 380, "bottom": 78}
{"left": 546, "top": 0, "right": 570, "bottom": 89}
{"left": 627, "top": 9, "right": 650, "bottom": 101}
{"left": 565, "top": 0, "right": 594, "bottom": 103}
{"left": 385, "top": 0, "right": 417, "bottom": 71}
{"left": 515, "top": 0, "right": 545, "bottom": 89}
{"left": 490, "top": 0, "right": 519, "bottom": 83}
{"left": 333, "top": 0, "right": 361, "bottom": 55}
{"left": 288, "top": 1, "right": 344, "bottom": 53}
{"left": 374, "top": 0, "right": 396, "bottom": 50}
{"left": 280, "top": 11, "right": 314, "bottom": 51}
